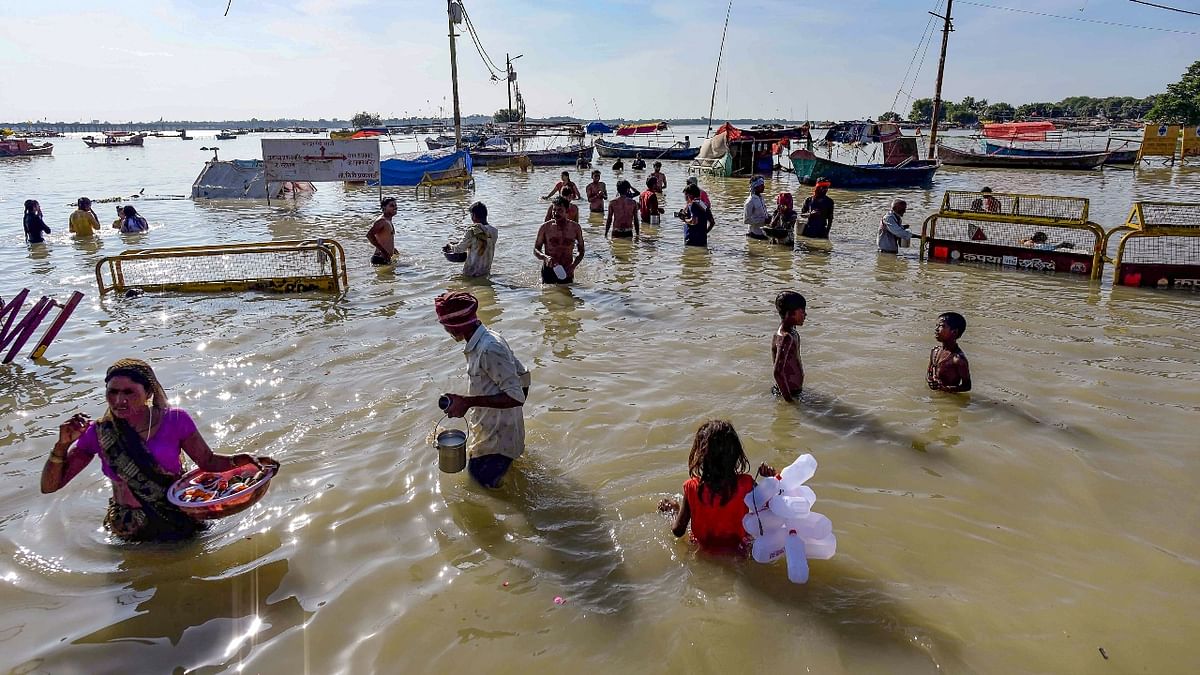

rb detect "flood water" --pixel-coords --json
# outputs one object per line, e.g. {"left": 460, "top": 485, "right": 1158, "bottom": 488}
{"left": 1, "top": 127, "right": 1198, "bottom": 673}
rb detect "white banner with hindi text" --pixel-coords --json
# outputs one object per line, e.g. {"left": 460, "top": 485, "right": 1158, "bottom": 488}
{"left": 262, "top": 139, "right": 380, "bottom": 182}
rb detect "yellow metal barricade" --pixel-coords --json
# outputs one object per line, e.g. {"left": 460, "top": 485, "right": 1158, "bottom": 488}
{"left": 1111, "top": 202, "right": 1200, "bottom": 290}
{"left": 417, "top": 167, "right": 475, "bottom": 197}
{"left": 96, "top": 239, "right": 348, "bottom": 295}
{"left": 920, "top": 191, "right": 1105, "bottom": 280}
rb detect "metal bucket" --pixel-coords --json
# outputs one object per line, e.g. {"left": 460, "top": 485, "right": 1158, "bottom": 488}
{"left": 435, "top": 427, "right": 468, "bottom": 474}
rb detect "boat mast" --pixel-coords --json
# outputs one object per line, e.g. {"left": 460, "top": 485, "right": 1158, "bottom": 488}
{"left": 447, "top": 1, "right": 464, "bottom": 149}
{"left": 705, "top": 0, "right": 734, "bottom": 138}
{"left": 928, "top": 0, "right": 953, "bottom": 157}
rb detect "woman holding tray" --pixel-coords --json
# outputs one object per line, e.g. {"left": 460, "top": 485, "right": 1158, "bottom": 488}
{"left": 41, "top": 358, "right": 257, "bottom": 541}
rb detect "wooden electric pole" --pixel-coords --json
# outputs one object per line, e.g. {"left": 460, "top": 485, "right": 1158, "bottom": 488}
{"left": 447, "top": 1, "right": 463, "bottom": 149}
{"left": 928, "top": 0, "right": 953, "bottom": 158}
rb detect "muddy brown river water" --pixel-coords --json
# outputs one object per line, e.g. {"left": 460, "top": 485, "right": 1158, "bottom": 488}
{"left": 1, "top": 129, "right": 1197, "bottom": 673}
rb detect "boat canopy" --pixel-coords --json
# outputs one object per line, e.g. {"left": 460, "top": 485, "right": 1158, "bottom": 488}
{"left": 586, "top": 121, "right": 614, "bottom": 135}
{"left": 377, "top": 148, "right": 472, "bottom": 187}
{"left": 823, "top": 121, "right": 902, "bottom": 144}
{"left": 616, "top": 121, "right": 668, "bottom": 136}
{"left": 983, "top": 121, "right": 1055, "bottom": 141}
{"left": 714, "top": 122, "right": 811, "bottom": 142}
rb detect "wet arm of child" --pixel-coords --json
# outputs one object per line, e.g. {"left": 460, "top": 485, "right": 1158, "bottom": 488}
{"left": 671, "top": 498, "right": 690, "bottom": 538}
{"left": 773, "top": 352, "right": 794, "bottom": 402}
{"left": 604, "top": 207, "right": 613, "bottom": 237}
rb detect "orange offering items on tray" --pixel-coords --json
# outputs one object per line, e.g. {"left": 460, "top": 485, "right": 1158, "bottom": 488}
{"left": 167, "top": 457, "right": 280, "bottom": 520}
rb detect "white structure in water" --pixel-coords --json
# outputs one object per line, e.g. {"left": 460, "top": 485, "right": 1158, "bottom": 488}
{"left": 191, "top": 159, "right": 315, "bottom": 200}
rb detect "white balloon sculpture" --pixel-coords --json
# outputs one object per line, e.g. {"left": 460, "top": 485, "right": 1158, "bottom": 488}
{"left": 742, "top": 454, "right": 836, "bottom": 583}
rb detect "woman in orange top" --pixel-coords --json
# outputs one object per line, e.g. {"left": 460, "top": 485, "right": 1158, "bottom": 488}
{"left": 660, "top": 420, "right": 776, "bottom": 553}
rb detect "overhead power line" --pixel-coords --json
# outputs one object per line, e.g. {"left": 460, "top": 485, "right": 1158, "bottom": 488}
{"left": 1128, "top": 0, "right": 1200, "bottom": 17}
{"left": 957, "top": 0, "right": 1200, "bottom": 35}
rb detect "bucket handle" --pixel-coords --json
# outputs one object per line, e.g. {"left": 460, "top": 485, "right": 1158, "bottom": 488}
{"left": 430, "top": 414, "right": 469, "bottom": 445}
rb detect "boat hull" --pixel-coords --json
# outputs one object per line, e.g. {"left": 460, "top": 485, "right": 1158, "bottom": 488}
{"left": 84, "top": 134, "right": 146, "bottom": 148}
{"left": 0, "top": 140, "right": 53, "bottom": 157}
{"left": 594, "top": 139, "right": 700, "bottom": 160}
{"left": 789, "top": 150, "right": 939, "bottom": 188}
{"left": 981, "top": 142, "right": 1136, "bottom": 165}
{"left": 471, "top": 145, "right": 592, "bottom": 167}
{"left": 938, "top": 144, "right": 1107, "bottom": 169}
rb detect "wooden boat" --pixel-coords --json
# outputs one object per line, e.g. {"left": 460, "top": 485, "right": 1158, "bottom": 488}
{"left": 472, "top": 144, "right": 592, "bottom": 167}
{"left": 216, "top": 132, "right": 237, "bottom": 140}
{"left": 0, "top": 139, "right": 54, "bottom": 157}
{"left": 424, "top": 133, "right": 482, "bottom": 150}
{"left": 595, "top": 138, "right": 699, "bottom": 160}
{"left": 937, "top": 144, "right": 1108, "bottom": 169}
{"left": 789, "top": 149, "right": 939, "bottom": 187}
{"left": 691, "top": 122, "right": 812, "bottom": 177}
{"left": 980, "top": 141, "right": 1137, "bottom": 165}
{"left": 84, "top": 132, "right": 146, "bottom": 148}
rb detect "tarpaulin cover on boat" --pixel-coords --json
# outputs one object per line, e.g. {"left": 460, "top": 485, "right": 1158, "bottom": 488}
{"left": 376, "top": 148, "right": 472, "bottom": 187}
{"left": 715, "top": 122, "right": 811, "bottom": 142}
{"left": 616, "top": 121, "right": 668, "bottom": 136}
{"left": 586, "top": 121, "right": 614, "bottom": 135}
{"left": 823, "top": 122, "right": 901, "bottom": 144}
{"left": 983, "top": 122, "right": 1055, "bottom": 141}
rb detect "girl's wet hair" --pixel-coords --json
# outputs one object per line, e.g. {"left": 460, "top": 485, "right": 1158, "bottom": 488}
{"left": 688, "top": 419, "right": 749, "bottom": 505}
{"left": 77, "top": 197, "right": 91, "bottom": 208}
{"left": 122, "top": 205, "right": 138, "bottom": 218}
{"left": 24, "top": 199, "right": 37, "bottom": 213}
{"left": 775, "top": 291, "right": 806, "bottom": 319}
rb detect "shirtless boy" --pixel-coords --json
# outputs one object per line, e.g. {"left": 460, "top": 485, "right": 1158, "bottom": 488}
{"left": 534, "top": 196, "right": 585, "bottom": 284}
{"left": 586, "top": 170, "right": 608, "bottom": 214}
{"left": 367, "top": 197, "right": 399, "bottom": 265}
{"left": 927, "top": 312, "right": 972, "bottom": 393}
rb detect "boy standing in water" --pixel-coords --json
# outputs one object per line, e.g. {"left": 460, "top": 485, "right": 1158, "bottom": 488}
{"left": 927, "top": 312, "right": 971, "bottom": 393}
{"left": 772, "top": 291, "right": 806, "bottom": 402}
{"left": 586, "top": 170, "right": 608, "bottom": 214}
{"left": 367, "top": 197, "right": 398, "bottom": 265}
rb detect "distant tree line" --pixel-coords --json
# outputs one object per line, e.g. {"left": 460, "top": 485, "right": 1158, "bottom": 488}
{"left": 884, "top": 60, "right": 1200, "bottom": 125}
{"left": 897, "top": 95, "right": 1154, "bottom": 125}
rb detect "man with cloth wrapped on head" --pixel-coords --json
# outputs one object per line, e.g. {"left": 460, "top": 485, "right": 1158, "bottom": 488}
{"left": 436, "top": 292, "right": 531, "bottom": 489}
{"left": 743, "top": 176, "right": 769, "bottom": 240}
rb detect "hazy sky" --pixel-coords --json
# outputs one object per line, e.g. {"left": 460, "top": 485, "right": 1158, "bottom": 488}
{"left": 1, "top": 0, "right": 1195, "bottom": 122}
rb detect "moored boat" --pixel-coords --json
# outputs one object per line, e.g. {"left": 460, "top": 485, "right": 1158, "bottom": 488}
{"left": 0, "top": 139, "right": 54, "bottom": 157}
{"left": 594, "top": 138, "right": 699, "bottom": 160}
{"left": 84, "top": 132, "right": 147, "bottom": 148}
{"left": 789, "top": 149, "right": 939, "bottom": 187}
{"left": 937, "top": 144, "right": 1108, "bottom": 169}
{"left": 215, "top": 132, "right": 237, "bottom": 140}
{"left": 787, "top": 122, "right": 939, "bottom": 187}
{"left": 471, "top": 144, "right": 592, "bottom": 167}
{"left": 980, "top": 141, "right": 1137, "bottom": 165}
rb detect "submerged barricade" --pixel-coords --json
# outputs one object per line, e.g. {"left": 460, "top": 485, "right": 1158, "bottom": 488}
{"left": 919, "top": 190, "right": 1105, "bottom": 279}
{"left": 0, "top": 289, "right": 83, "bottom": 363}
{"left": 1109, "top": 202, "right": 1200, "bottom": 290}
{"left": 95, "top": 239, "right": 348, "bottom": 295}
